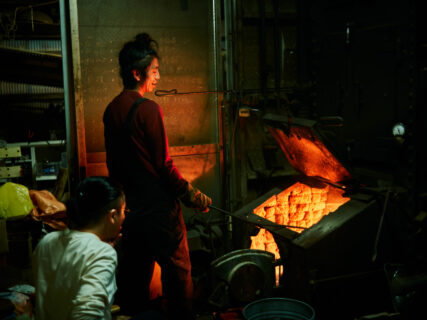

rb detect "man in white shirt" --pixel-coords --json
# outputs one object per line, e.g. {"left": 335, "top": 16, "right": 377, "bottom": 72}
{"left": 33, "top": 177, "right": 126, "bottom": 320}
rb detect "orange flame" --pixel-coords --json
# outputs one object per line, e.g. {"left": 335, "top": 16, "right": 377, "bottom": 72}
{"left": 250, "top": 182, "right": 350, "bottom": 284}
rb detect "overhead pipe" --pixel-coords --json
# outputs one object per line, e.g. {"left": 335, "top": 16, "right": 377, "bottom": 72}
{"left": 258, "top": 0, "right": 267, "bottom": 102}
{"left": 273, "top": 0, "right": 281, "bottom": 111}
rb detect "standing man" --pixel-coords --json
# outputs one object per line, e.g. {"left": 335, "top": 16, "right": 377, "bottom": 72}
{"left": 103, "top": 33, "right": 211, "bottom": 319}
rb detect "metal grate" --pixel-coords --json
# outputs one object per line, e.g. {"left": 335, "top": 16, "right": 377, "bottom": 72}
{"left": 0, "top": 81, "right": 63, "bottom": 95}
{"left": 0, "top": 39, "right": 61, "bottom": 53}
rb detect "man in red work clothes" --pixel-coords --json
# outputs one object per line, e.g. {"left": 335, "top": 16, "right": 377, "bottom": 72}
{"left": 103, "top": 33, "right": 212, "bottom": 319}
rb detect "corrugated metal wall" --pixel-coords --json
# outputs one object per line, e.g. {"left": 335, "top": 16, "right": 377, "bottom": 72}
{"left": 0, "top": 39, "right": 63, "bottom": 98}
{"left": 0, "top": 39, "right": 64, "bottom": 142}
{"left": 0, "top": 39, "right": 62, "bottom": 53}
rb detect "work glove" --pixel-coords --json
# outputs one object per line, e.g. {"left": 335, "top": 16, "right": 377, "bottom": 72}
{"left": 180, "top": 183, "right": 212, "bottom": 213}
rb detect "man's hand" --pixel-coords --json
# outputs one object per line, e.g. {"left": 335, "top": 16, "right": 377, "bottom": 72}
{"left": 180, "top": 183, "right": 212, "bottom": 212}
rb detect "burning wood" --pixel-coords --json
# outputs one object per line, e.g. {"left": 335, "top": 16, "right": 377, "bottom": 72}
{"left": 250, "top": 182, "right": 350, "bottom": 260}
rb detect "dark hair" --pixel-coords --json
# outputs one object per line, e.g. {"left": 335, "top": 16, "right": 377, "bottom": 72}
{"left": 67, "top": 176, "right": 124, "bottom": 228}
{"left": 119, "top": 33, "right": 159, "bottom": 89}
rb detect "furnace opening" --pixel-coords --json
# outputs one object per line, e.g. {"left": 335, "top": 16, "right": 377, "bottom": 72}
{"left": 250, "top": 181, "right": 350, "bottom": 284}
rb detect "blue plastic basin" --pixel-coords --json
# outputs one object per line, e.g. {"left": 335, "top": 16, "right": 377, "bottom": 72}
{"left": 243, "top": 297, "right": 315, "bottom": 320}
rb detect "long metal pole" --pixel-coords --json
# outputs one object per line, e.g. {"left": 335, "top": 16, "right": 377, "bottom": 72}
{"left": 208, "top": 205, "right": 307, "bottom": 229}
{"left": 223, "top": 0, "right": 235, "bottom": 210}
{"left": 212, "top": 0, "right": 219, "bottom": 143}
{"left": 59, "top": 0, "right": 78, "bottom": 191}
{"left": 59, "top": 0, "right": 86, "bottom": 190}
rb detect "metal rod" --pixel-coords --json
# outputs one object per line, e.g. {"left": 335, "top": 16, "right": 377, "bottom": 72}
{"left": 208, "top": 205, "right": 307, "bottom": 229}
{"left": 372, "top": 188, "right": 391, "bottom": 262}
{"left": 155, "top": 87, "right": 294, "bottom": 97}
{"left": 258, "top": 0, "right": 267, "bottom": 100}
{"left": 211, "top": 0, "right": 220, "bottom": 145}
{"left": 59, "top": 0, "right": 79, "bottom": 190}
{"left": 309, "top": 269, "right": 383, "bottom": 285}
{"left": 273, "top": 0, "right": 280, "bottom": 111}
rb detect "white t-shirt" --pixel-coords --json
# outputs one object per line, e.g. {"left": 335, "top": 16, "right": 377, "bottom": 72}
{"left": 33, "top": 229, "right": 117, "bottom": 320}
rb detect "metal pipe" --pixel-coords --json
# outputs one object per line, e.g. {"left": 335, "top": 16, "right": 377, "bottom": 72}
{"left": 59, "top": 0, "right": 78, "bottom": 190}
{"left": 372, "top": 188, "right": 391, "bottom": 262}
{"left": 258, "top": 0, "right": 267, "bottom": 100}
{"left": 223, "top": 0, "right": 236, "bottom": 222}
{"left": 273, "top": 0, "right": 280, "bottom": 110}
{"left": 309, "top": 269, "right": 383, "bottom": 285}
{"left": 211, "top": 0, "right": 219, "bottom": 143}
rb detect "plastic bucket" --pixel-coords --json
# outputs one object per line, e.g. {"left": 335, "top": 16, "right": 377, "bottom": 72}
{"left": 243, "top": 297, "right": 315, "bottom": 320}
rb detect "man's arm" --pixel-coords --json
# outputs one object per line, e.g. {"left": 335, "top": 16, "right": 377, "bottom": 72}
{"left": 70, "top": 247, "right": 117, "bottom": 320}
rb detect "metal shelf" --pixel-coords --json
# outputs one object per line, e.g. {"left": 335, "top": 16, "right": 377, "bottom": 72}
{"left": 7, "top": 140, "right": 65, "bottom": 148}
{"left": 0, "top": 46, "right": 63, "bottom": 87}
{"left": 0, "top": 93, "right": 64, "bottom": 103}
{"left": 2, "top": 140, "right": 65, "bottom": 187}
{"left": 36, "top": 175, "right": 57, "bottom": 181}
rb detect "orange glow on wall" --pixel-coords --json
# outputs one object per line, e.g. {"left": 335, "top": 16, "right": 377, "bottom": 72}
{"left": 268, "top": 126, "right": 352, "bottom": 184}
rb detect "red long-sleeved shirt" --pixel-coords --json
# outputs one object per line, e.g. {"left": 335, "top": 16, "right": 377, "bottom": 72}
{"left": 103, "top": 90, "right": 187, "bottom": 196}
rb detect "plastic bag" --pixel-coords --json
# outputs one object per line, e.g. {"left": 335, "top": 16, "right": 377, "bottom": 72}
{"left": 29, "top": 189, "right": 67, "bottom": 230}
{"left": 0, "top": 182, "right": 34, "bottom": 219}
{"left": 0, "top": 290, "right": 33, "bottom": 318}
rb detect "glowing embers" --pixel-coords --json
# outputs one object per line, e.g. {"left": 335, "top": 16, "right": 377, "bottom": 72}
{"left": 250, "top": 182, "right": 350, "bottom": 283}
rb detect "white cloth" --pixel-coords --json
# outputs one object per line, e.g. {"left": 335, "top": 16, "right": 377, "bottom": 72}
{"left": 33, "top": 229, "right": 117, "bottom": 320}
